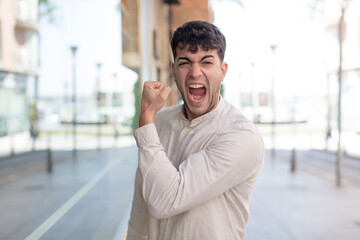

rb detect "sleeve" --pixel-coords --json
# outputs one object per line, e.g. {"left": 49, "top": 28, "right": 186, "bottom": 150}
{"left": 133, "top": 123, "right": 264, "bottom": 220}
{"left": 126, "top": 168, "right": 149, "bottom": 240}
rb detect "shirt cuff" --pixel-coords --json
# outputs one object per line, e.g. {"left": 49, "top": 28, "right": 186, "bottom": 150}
{"left": 133, "top": 123, "right": 161, "bottom": 148}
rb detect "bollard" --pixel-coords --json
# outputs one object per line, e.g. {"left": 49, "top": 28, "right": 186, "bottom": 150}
{"left": 47, "top": 132, "right": 53, "bottom": 173}
{"left": 47, "top": 148, "right": 53, "bottom": 173}
{"left": 291, "top": 148, "right": 296, "bottom": 173}
{"left": 113, "top": 123, "right": 119, "bottom": 148}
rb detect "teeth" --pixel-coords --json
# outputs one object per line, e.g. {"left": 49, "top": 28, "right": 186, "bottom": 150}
{"left": 189, "top": 84, "right": 204, "bottom": 88}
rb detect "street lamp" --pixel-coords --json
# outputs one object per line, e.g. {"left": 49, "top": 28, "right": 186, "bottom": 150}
{"left": 113, "top": 73, "right": 117, "bottom": 120}
{"left": 70, "top": 46, "right": 78, "bottom": 159}
{"left": 96, "top": 62, "right": 102, "bottom": 150}
{"left": 270, "top": 44, "right": 277, "bottom": 159}
{"left": 336, "top": 0, "right": 351, "bottom": 187}
{"left": 113, "top": 73, "right": 119, "bottom": 147}
{"left": 250, "top": 62, "right": 258, "bottom": 121}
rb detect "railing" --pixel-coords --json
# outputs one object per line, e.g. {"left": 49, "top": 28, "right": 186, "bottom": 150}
{"left": 13, "top": 0, "right": 38, "bottom": 23}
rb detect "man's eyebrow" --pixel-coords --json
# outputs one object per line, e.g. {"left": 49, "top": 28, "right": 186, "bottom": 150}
{"left": 201, "top": 55, "right": 215, "bottom": 61}
{"left": 177, "top": 57, "right": 191, "bottom": 62}
{"left": 177, "top": 55, "right": 215, "bottom": 62}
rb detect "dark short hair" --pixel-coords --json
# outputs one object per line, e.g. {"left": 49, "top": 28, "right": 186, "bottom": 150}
{"left": 171, "top": 21, "right": 226, "bottom": 62}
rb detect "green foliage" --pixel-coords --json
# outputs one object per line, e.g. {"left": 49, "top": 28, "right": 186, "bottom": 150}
{"left": 38, "top": 0, "right": 56, "bottom": 22}
{"left": 28, "top": 102, "right": 38, "bottom": 122}
{"left": 220, "top": 83, "right": 225, "bottom": 97}
{"left": 131, "top": 78, "right": 142, "bottom": 132}
{"left": 39, "top": 0, "right": 49, "bottom": 5}
{"left": 307, "top": 0, "right": 325, "bottom": 19}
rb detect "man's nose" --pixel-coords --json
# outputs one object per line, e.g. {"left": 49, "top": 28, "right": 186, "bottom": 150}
{"left": 188, "top": 63, "right": 202, "bottom": 79}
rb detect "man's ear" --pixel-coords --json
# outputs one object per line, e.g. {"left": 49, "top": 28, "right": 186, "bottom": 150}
{"left": 220, "top": 62, "right": 228, "bottom": 82}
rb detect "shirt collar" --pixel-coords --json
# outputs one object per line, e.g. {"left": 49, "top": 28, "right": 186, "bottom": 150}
{"left": 180, "top": 96, "right": 225, "bottom": 127}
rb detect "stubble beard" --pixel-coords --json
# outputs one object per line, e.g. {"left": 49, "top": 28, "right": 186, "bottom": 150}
{"left": 181, "top": 84, "right": 221, "bottom": 120}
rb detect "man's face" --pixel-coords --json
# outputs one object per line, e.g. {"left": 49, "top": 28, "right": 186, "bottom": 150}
{"left": 172, "top": 46, "right": 228, "bottom": 121}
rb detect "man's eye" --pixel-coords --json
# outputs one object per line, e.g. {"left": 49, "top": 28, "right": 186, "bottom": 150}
{"left": 203, "top": 61, "right": 213, "bottom": 65}
{"left": 179, "top": 62, "right": 189, "bottom": 66}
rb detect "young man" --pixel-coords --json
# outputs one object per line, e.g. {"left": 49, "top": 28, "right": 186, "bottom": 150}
{"left": 126, "top": 21, "right": 264, "bottom": 240}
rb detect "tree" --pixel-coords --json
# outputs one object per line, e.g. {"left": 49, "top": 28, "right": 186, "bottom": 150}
{"left": 38, "top": 0, "right": 56, "bottom": 22}
{"left": 131, "top": 77, "right": 142, "bottom": 132}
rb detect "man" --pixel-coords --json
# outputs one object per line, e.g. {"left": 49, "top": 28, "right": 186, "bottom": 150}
{"left": 126, "top": 21, "right": 264, "bottom": 240}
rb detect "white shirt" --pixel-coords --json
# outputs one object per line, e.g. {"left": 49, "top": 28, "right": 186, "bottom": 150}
{"left": 127, "top": 98, "right": 264, "bottom": 240}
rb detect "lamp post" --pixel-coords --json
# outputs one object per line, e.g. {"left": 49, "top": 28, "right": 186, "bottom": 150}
{"left": 251, "top": 62, "right": 258, "bottom": 121}
{"left": 113, "top": 73, "right": 119, "bottom": 147}
{"left": 270, "top": 44, "right": 277, "bottom": 159}
{"left": 70, "top": 46, "right": 78, "bottom": 159}
{"left": 113, "top": 73, "right": 117, "bottom": 120}
{"left": 96, "top": 62, "right": 102, "bottom": 150}
{"left": 336, "top": 0, "right": 349, "bottom": 187}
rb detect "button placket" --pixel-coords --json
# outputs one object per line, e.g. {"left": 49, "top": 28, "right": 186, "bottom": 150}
{"left": 172, "top": 126, "right": 191, "bottom": 168}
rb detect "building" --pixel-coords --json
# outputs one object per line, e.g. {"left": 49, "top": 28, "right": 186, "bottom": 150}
{"left": 323, "top": 0, "right": 360, "bottom": 134}
{"left": 0, "top": 0, "right": 39, "bottom": 137}
{"left": 120, "top": 0, "right": 213, "bottom": 113}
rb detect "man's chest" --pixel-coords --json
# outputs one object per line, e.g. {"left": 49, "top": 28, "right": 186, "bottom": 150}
{"left": 158, "top": 125, "right": 220, "bottom": 169}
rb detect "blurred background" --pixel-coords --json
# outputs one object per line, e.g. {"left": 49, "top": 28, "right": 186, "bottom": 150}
{"left": 0, "top": 0, "right": 360, "bottom": 239}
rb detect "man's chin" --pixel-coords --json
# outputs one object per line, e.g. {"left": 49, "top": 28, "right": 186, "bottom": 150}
{"left": 184, "top": 105, "right": 207, "bottom": 120}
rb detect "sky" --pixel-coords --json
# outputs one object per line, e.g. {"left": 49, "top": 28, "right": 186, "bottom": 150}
{"left": 210, "top": 0, "right": 330, "bottom": 110}
{"left": 39, "top": 0, "right": 137, "bottom": 98}
{"left": 39, "top": 0, "right": 333, "bottom": 113}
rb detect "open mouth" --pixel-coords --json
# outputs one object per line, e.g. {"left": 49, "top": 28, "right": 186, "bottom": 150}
{"left": 189, "top": 84, "right": 206, "bottom": 103}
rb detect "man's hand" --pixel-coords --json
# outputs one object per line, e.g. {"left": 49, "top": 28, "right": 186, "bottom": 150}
{"left": 139, "top": 81, "right": 172, "bottom": 127}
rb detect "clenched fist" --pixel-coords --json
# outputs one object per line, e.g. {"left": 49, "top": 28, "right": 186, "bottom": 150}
{"left": 139, "top": 81, "right": 172, "bottom": 127}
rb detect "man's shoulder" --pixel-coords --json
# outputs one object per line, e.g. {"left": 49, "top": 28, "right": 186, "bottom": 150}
{"left": 220, "top": 100, "right": 258, "bottom": 132}
{"left": 221, "top": 100, "right": 248, "bottom": 122}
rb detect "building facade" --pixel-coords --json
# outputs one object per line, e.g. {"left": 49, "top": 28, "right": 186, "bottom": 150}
{"left": 120, "top": 0, "right": 213, "bottom": 109}
{"left": 324, "top": 0, "right": 360, "bottom": 134}
{"left": 0, "top": 0, "right": 39, "bottom": 137}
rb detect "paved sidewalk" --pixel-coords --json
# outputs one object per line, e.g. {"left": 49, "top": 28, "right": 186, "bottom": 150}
{"left": 1, "top": 138, "right": 360, "bottom": 239}
{"left": 246, "top": 150, "right": 360, "bottom": 240}
{"left": 0, "top": 138, "right": 138, "bottom": 240}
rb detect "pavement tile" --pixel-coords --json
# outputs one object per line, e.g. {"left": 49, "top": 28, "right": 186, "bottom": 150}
{"left": 246, "top": 150, "right": 360, "bottom": 240}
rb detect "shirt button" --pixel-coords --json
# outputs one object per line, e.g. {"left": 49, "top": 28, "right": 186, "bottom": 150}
{"left": 210, "top": 177, "right": 216, "bottom": 183}
{"left": 183, "top": 128, "right": 189, "bottom": 135}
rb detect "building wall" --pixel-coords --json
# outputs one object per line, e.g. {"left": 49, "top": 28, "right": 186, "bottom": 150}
{"left": 121, "top": 0, "right": 212, "bottom": 108}
{"left": 324, "top": 0, "right": 360, "bottom": 133}
{"left": 168, "top": 0, "right": 213, "bottom": 105}
{"left": 171, "top": 0, "right": 213, "bottom": 30}
{"left": 0, "top": 0, "right": 39, "bottom": 137}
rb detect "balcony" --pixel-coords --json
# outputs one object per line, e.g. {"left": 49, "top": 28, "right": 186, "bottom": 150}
{"left": 14, "top": 0, "right": 38, "bottom": 31}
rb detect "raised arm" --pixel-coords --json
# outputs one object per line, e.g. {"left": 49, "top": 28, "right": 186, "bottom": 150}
{"left": 138, "top": 81, "right": 171, "bottom": 128}
{"left": 134, "top": 123, "right": 264, "bottom": 219}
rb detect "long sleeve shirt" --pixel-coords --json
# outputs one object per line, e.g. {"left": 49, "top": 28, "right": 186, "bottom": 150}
{"left": 126, "top": 98, "right": 264, "bottom": 240}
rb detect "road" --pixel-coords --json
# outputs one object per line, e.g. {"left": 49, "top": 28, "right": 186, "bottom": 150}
{"left": 0, "top": 146, "right": 138, "bottom": 240}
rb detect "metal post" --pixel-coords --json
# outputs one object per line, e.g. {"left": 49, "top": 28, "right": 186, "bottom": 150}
{"left": 270, "top": 45, "right": 277, "bottom": 159}
{"left": 7, "top": 80, "right": 15, "bottom": 156}
{"left": 113, "top": 73, "right": 118, "bottom": 147}
{"left": 70, "top": 46, "right": 78, "bottom": 159}
{"left": 47, "top": 132, "right": 52, "bottom": 173}
{"left": 32, "top": 76, "right": 39, "bottom": 151}
{"left": 291, "top": 97, "right": 297, "bottom": 173}
{"left": 10, "top": 133, "right": 15, "bottom": 156}
{"left": 336, "top": 6, "right": 345, "bottom": 187}
{"left": 96, "top": 63, "right": 102, "bottom": 150}
{"left": 326, "top": 74, "right": 331, "bottom": 150}
{"left": 291, "top": 148, "right": 296, "bottom": 172}
{"left": 251, "top": 62, "right": 258, "bottom": 121}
